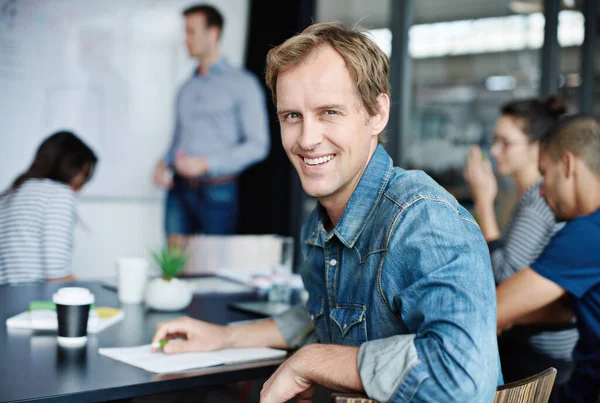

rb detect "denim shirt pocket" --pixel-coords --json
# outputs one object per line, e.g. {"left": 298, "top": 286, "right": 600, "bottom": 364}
{"left": 330, "top": 304, "right": 367, "bottom": 346}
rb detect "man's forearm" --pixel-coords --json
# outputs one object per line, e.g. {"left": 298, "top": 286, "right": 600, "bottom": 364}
{"left": 295, "top": 344, "right": 364, "bottom": 393}
{"left": 227, "top": 318, "right": 291, "bottom": 350}
{"left": 515, "top": 299, "right": 575, "bottom": 326}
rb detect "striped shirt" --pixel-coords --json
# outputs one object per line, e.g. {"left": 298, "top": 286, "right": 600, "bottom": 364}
{"left": 491, "top": 181, "right": 578, "bottom": 360}
{"left": 0, "top": 179, "right": 76, "bottom": 284}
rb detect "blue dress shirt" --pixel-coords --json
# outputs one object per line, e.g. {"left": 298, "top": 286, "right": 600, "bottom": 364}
{"left": 164, "top": 58, "right": 270, "bottom": 178}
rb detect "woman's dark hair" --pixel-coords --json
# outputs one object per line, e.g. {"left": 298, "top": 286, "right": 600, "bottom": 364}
{"left": 8, "top": 131, "right": 97, "bottom": 192}
{"left": 500, "top": 95, "right": 567, "bottom": 143}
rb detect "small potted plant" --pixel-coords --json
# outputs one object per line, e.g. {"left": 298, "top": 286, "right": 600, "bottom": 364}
{"left": 144, "top": 247, "right": 192, "bottom": 311}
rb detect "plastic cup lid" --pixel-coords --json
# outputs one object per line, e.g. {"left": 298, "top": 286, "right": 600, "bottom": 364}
{"left": 52, "top": 287, "right": 95, "bottom": 305}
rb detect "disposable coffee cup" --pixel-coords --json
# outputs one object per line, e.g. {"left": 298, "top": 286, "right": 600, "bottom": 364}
{"left": 117, "top": 257, "right": 149, "bottom": 304}
{"left": 52, "top": 287, "right": 94, "bottom": 347}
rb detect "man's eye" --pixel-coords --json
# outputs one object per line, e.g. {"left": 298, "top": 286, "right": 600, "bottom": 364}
{"left": 288, "top": 113, "right": 299, "bottom": 119}
{"left": 326, "top": 110, "right": 337, "bottom": 116}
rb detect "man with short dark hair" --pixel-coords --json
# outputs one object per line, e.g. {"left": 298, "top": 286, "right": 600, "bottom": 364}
{"left": 153, "top": 4, "right": 269, "bottom": 247}
{"left": 497, "top": 114, "right": 600, "bottom": 402}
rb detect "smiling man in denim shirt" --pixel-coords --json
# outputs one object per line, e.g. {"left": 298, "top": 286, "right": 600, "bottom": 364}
{"left": 152, "top": 22, "right": 500, "bottom": 402}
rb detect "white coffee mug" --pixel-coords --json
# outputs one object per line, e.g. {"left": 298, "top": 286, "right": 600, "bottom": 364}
{"left": 116, "top": 257, "right": 149, "bottom": 304}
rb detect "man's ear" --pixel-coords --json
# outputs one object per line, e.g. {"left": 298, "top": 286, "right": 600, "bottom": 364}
{"left": 210, "top": 27, "right": 221, "bottom": 42}
{"left": 562, "top": 151, "right": 577, "bottom": 179}
{"left": 368, "top": 93, "right": 390, "bottom": 138}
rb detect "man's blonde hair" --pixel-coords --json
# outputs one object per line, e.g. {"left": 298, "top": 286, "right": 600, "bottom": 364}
{"left": 265, "top": 21, "right": 390, "bottom": 143}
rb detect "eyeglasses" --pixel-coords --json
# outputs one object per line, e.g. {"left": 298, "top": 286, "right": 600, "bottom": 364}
{"left": 490, "top": 138, "right": 530, "bottom": 151}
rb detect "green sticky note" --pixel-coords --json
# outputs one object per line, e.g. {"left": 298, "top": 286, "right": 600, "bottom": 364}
{"left": 29, "top": 301, "right": 56, "bottom": 311}
{"left": 28, "top": 300, "right": 95, "bottom": 311}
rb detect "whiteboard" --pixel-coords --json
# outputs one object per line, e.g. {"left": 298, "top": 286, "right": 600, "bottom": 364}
{"left": 0, "top": 0, "right": 249, "bottom": 198}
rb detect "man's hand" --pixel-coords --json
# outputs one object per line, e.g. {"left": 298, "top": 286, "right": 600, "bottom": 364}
{"left": 174, "top": 154, "right": 208, "bottom": 179}
{"left": 153, "top": 161, "right": 173, "bottom": 190}
{"left": 464, "top": 145, "right": 497, "bottom": 205}
{"left": 152, "top": 316, "right": 232, "bottom": 354}
{"left": 260, "top": 346, "right": 316, "bottom": 403}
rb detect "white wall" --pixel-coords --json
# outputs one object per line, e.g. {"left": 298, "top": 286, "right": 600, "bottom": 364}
{"left": 73, "top": 199, "right": 164, "bottom": 279}
{"left": 1, "top": 0, "right": 250, "bottom": 278}
{"left": 0, "top": 0, "right": 249, "bottom": 198}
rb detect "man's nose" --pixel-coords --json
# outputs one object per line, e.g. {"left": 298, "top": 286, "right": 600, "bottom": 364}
{"left": 298, "top": 118, "right": 323, "bottom": 151}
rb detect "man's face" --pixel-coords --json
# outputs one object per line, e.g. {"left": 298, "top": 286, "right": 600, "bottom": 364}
{"left": 184, "top": 14, "right": 218, "bottom": 58}
{"left": 539, "top": 150, "right": 576, "bottom": 222}
{"left": 276, "top": 45, "right": 383, "bottom": 205}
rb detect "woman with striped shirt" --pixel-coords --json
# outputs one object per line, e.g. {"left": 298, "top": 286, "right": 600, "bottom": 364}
{"left": 464, "top": 96, "right": 577, "bottom": 386}
{"left": 0, "top": 131, "right": 97, "bottom": 285}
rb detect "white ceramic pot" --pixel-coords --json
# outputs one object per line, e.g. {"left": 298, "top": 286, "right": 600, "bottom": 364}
{"left": 144, "top": 277, "right": 192, "bottom": 311}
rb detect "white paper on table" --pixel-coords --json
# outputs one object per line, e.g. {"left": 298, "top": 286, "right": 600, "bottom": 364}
{"left": 98, "top": 344, "right": 287, "bottom": 373}
{"left": 6, "top": 309, "right": 124, "bottom": 333}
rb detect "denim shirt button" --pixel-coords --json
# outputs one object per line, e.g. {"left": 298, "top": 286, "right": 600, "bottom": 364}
{"left": 329, "top": 259, "right": 337, "bottom": 266}
{"left": 310, "top": 314, "right": 315, "bottom": 321}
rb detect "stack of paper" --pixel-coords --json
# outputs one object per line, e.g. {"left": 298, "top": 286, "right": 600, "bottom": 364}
{"left": 98, "top": 344, "right": 287, "bottom": 373}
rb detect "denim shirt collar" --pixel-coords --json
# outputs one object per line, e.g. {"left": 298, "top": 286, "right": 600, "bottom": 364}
{"left": 306, "top": 144, "right": 394, "bottom": 248}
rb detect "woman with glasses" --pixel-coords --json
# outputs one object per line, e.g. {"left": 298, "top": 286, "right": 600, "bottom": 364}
{"left": 0, "top": 131, "right": 97, "bottom": 285}
{"left": 464, "top": 96, "right": 577, "bottom": 386}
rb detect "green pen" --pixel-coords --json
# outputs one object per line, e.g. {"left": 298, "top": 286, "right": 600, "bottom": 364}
{"left": 152, "top": 339, "right": 169, "bottom": 349}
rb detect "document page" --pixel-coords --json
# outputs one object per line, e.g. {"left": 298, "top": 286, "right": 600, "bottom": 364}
{"left": 98, "top": 345, "right": 287, "bottom": 373}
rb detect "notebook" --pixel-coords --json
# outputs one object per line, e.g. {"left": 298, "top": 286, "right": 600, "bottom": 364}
{"left": 98, "top": 344, "right": 287, "bottom": 373}
{"left": 6, "top": 305, "right": 124, "bottom": 333}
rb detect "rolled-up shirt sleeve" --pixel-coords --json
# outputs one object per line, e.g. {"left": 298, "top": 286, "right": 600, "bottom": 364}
{"left": 358, "top": 199, "right": 499, "bottom": 402}
{"left": 273, "top": 304, "right": 320, "bottom": 348}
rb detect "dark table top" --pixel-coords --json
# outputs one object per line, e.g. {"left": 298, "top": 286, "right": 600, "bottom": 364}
{"left": 0, "top": 282, "right": 285, "bottom": 403}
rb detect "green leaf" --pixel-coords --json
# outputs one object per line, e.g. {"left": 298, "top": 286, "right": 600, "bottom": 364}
{"left": 152, "top": 246, "right": 188, "bottom": 279}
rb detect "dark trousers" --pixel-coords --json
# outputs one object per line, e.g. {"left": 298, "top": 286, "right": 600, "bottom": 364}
{"left": 165, "top": 176, "right": 239, "bottom": 236}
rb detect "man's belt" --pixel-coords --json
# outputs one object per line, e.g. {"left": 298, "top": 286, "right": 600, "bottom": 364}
{"left": 176, "top": 174, "right": 237, "bottom": 188}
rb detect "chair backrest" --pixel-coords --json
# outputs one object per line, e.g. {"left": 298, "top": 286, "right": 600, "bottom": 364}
{"left": 330, "top": 394, "right": 377, "bottom": 403}
{"left": 182, "top": 234, "right": 282, "bottom": 275}
{"left": 330, "top": 367, "right": 557, "bottom": 403}
{"left": 493, "top": 367, "right": 557, "bottom": 403}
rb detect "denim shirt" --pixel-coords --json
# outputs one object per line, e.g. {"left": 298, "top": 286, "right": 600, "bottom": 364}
{"left": 274, "top": 145, "right": 500, "bottom": 402}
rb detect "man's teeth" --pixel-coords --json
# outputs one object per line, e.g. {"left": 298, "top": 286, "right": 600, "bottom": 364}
{"left": 303, "top": 155, "right": 334, "bottom": 165}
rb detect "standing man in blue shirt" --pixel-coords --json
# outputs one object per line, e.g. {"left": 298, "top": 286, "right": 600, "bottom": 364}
{"left": 153, "top": 4, "right": 269, "bottom": 247}
{"left": 152, "top": 22, "right": 500, "bottom": 402}
{"left": 497, "top": 115, "right": 600, "bottom": 402}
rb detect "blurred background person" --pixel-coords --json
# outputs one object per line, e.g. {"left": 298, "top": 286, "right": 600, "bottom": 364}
{"left": 464, "top": 96, "right": 577, "bottom": 385}
{"left": 0, "top": 131, "right": 97, "bottom": 285}
{"left": 152, "top": 4, "right": 270, "bottom": 249}
{"left": 496, "top": 114, "right": 600, "bottom": 403}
